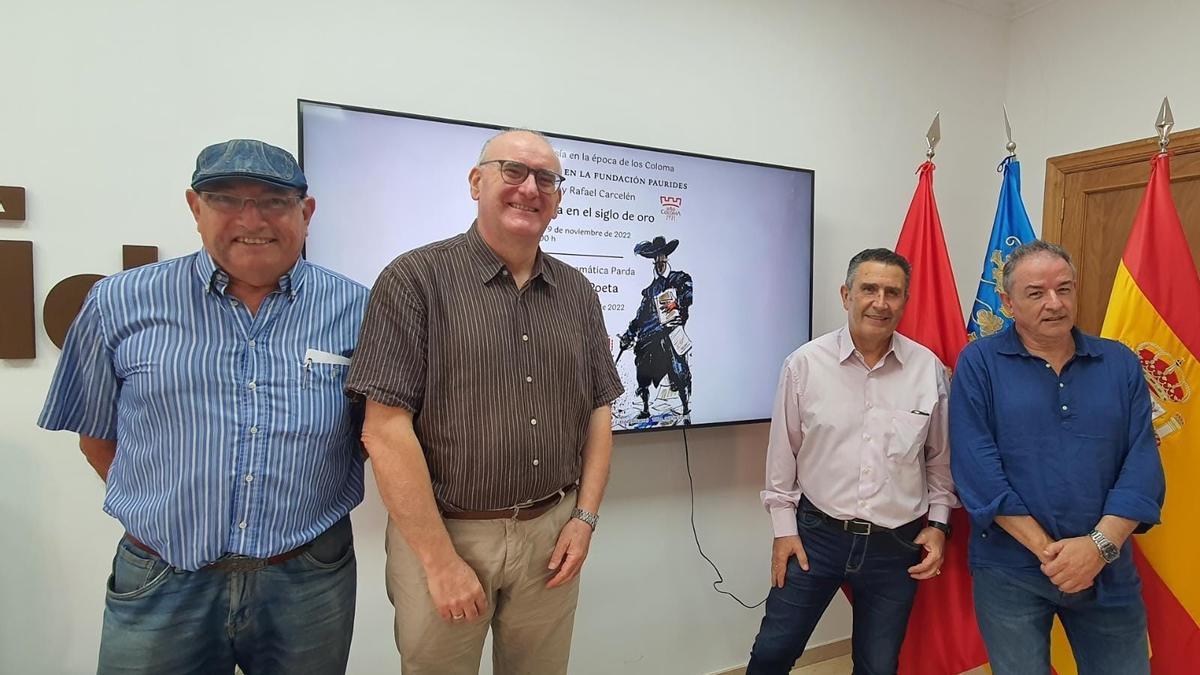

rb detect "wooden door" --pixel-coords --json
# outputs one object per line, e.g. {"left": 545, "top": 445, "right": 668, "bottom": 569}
{"left": 1042, "top": 129, "right": 1200, "bottom": 334}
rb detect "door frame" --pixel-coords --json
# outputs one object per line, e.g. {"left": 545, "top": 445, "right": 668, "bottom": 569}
{"left": 1043, "top": 127, "right": 1200, "bottom": 242}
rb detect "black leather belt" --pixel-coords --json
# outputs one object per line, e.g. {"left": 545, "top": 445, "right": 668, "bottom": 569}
{"left": 806, "top": 509, "right": 891, "bottom": 535}
{"left": 125, "top": 534, "right": 309, "bottom": 571}
{"left": 801, "top": 499, "right": 920, "bottom": 537}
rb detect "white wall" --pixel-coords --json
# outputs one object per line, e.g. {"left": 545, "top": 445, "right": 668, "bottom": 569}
{"left": 0, "top": 1, "right": 1011, "bottom": 673}
{"left": 1007, "top": 0, "right": 1200, "bottom": 229}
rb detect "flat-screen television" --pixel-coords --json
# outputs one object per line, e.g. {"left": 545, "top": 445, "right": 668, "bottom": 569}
{"left": 299, "top": 99, "right": 814, "bottom": 432}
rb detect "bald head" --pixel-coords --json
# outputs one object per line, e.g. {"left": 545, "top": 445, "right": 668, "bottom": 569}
{"left": 478, "top": 129, "right": 562, "bottom": 173}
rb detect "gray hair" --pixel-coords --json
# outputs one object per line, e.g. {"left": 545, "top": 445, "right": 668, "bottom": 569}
{"left": 1001, "top": 240, "right": 1076, "bottom": 295}
{"left": 477, "top": 128, "right": 554, "bottom": 164}
{"left": 845, "top": 248, "right": 912, "bottom": 294}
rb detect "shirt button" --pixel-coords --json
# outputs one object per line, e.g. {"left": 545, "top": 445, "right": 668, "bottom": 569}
{"left": 862, "top": 433, "right": 870, "bottom": 440}
{"left": 532, "top": 459, "right": 540, "bottom": 466}
{"left": 249, "top": 426, "right": 258, "bottom": 435}
{"left": 229, "top": 299, "right": 238, "bottom": 307}
{"left": 859, "top": 500, "right": 866, "bottom": 507}
{"left": 248, "top": 381, "right": 256, "bottom": 390}
{"left": 238, "top": 521, "right": 247, "bottom": 529}
{"left": 501, "top": 269, "right": 509, "bottom": 276}
{"left": 863, "top": 467, "right": 871, "bottom": 474}
{"left": 1045, "top": 363, "right": 1051, "bottom": 369}
{"left": 525, "top": 375, "right": 533, "bottom": 383}
{"left": 530, "top": 418, "right": 538, "bottom": 426}
{"left": 522, "top": 334, "right": 530, "bottom": 342}
{"left": 248, "top": 339, "right": 256, "bottom": 348}
{"left": 244, "top": 474, "right": 253, "bottom": 483}
{"left": 1058, "top": 382, "right": 1064, "bottom": 388}
{"left": 1062, "top": 405, "right": 1069, "bottom": 411}
{"left": 866, "top": 402, "right": 873, "bottom": 409}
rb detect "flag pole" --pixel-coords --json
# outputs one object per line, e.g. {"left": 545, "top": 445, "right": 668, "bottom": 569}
{"left": 1156, "top": 96, "right": 1174, "bottom": 155}
{"left": 1002, "top": 105, "right": 1017, "bottom": 158}
{"left": 925, "top": 112, "right": 941, "bottom": 161}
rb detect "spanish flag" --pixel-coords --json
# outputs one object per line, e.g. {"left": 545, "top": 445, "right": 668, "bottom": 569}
{"left": 1052, "top": 151, "right": 1200, "bottom": 673}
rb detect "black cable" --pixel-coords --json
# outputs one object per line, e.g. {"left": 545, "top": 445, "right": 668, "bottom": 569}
{"left": 681, "top": 424, "right": 767, "bottom": 609}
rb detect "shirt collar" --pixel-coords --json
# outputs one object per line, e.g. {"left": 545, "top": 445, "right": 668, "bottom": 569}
{"left": 996, "top": 324, "right": 1102, "bottom": 359}
{"left": 836, "top": 324, "right": 902, "bottom": 366}
{"left": 193, "top": 249, "right": 307, "bottom": 301}
{"left": 464, "top": 221, "right": 556, "bottom": 287}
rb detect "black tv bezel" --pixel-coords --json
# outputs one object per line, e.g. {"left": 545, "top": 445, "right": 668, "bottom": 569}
{"left": 297, "top": 98, "right": 815, "bottom": 435}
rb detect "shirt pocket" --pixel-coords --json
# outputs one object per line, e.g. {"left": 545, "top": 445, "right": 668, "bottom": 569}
{"left": 885, "top": 410, "right": 931, "bottom": 463}
{"left": 296, "top": 360, "right": 352, "bottom": 435}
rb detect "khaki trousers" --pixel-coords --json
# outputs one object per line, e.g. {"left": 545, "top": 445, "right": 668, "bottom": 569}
{"left": 385, "top": 494, "right": 581, "bottom": 675}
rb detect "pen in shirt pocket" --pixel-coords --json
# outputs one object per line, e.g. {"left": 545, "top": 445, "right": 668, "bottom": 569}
{"left": 909, "top": 409, "right": 931, "bottom": 416}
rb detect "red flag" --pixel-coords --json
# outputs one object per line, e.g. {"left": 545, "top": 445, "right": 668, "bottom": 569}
{"left": 893, "top": 161, "right": 989, "bottom": 675}
{"left": 895, "top": 162, "right": 968, "bottom": 367}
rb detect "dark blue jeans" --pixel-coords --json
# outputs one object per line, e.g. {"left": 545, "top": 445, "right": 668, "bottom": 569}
{"left": 747, "top": 505, "right": 923, "bottom": 675}
{"left": 98, "top": 517, "right": 356, "bottom": 675}
{"left": 972, "top": 566, "right": 1149, "bottom": 675}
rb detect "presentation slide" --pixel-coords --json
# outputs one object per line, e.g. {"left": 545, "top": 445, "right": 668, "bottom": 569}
{"left": 300, "top": 101, "right": 813, "bottom": 432}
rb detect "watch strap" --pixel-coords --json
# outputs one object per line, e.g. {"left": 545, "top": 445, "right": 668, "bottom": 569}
{"left": 571, "top": 507, "right": 599, "bottom": 531}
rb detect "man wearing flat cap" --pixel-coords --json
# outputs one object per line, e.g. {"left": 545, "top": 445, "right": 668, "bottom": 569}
{"left": 39, "top": 139, "right": 368, "bottom": 674}
{"left": 619, "top": 235, "right": 694, "bottom": 421}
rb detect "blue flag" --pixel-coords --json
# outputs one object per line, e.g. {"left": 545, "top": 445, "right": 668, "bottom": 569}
{"left": 966, "top": 156, "right": 1037, "bottom": 340}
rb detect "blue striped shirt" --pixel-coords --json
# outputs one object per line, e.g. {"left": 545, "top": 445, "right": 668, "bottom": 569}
{"left": 38, "top": 251, "right": 369, "bottom": 571}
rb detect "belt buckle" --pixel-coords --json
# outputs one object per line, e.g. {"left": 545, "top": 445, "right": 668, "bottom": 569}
{"left": 508, "top": 498, "right": 537, "bottom": 520}
{"left": 210, "top": 555, "right": 269, "bottom": 572}
{"left": 843, "top": 519, "right": 873, "bottom": 536}
{"left": 508, "top": 487, "right": 565, "bottom": 521}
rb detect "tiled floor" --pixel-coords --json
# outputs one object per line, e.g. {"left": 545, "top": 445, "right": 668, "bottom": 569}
{"left": 791, "top": 653, "right": 853, "bottom": 674}
{"left": 792, "top": 656, "right": 988, "bottom": 675}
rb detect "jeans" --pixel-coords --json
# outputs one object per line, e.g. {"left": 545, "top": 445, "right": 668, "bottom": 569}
{"left": 972, "top": 566, "right": 1149, "bottom": 675}
{"left": 98, "top": 516, "right": 356, "bottom": 675}
{"left": 747, "top": 504, "right": 923, "bottom": 675}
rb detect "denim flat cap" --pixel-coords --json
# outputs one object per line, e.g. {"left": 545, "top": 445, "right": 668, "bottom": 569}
{"left": 191, "top": 139, "right": 308, "bottom": 193}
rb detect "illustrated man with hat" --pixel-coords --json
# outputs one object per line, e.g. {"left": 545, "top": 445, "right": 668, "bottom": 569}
{"left": 39, "top": 139, "right": 368, "bottom": 674}
{"left": 619, "top": 235, "right": 694, "bottom": 422}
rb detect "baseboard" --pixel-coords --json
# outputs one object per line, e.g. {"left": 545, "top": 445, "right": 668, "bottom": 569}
{"left": 709, "top": 637, "right": 852, "bottom": 675}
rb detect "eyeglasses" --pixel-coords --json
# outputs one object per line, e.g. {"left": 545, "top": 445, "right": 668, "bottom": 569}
{"left": 478, "top": 160, "right": 565, "bottom": 194}
{"left": 198, "top": 191, "right": 303, "bottom": 217}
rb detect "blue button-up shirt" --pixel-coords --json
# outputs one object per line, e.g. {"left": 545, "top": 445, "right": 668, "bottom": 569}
{"left": 949, "top": 326, "right": 1164, "bottom": 604}
{"left": 39, "top": 251, "right": 368, "bottom": 571}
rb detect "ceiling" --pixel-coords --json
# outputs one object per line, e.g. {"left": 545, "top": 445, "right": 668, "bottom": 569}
{"left": 939, "top": 0, "right": 1059, "bottom": 20}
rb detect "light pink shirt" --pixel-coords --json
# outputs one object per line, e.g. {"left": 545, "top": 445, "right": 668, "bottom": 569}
{"left": 762, "top": 326, "right": 958, "bottom": 537}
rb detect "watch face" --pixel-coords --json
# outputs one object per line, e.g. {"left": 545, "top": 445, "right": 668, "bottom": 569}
{"left": 1092, "top": 531, "right": 1120, "bottom": 563}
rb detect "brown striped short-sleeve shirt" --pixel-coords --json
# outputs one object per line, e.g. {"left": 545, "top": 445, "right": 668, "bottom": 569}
{"left": 346, "top": 223, "right": 624, "bottom": 511}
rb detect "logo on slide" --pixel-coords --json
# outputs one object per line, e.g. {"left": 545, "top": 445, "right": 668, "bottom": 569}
{"left": 660, "top": 195, "right": 682, "bottom": 221}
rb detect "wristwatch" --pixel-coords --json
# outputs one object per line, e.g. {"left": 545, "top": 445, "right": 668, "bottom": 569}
{"left": 1090, "top": 529, "right": 1120, "bottom": 564}
{"left": 928, "top": 520, "right": 952, "bottom": 538}
{"left": 571, "top": 507, "right": 599, "bottom": 531}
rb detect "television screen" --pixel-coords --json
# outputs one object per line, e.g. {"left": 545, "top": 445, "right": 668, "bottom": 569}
{"left": 299, "top": 100, "right": 814, "bottom": 432}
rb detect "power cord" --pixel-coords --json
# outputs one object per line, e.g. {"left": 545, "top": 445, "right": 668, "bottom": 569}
{"left": 681, "top": 423, "right": 767, "bottom": 609}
